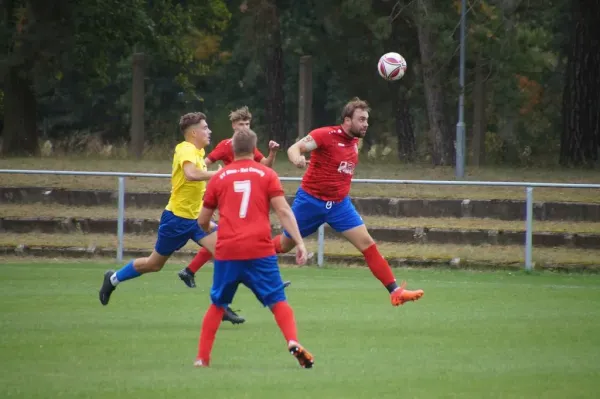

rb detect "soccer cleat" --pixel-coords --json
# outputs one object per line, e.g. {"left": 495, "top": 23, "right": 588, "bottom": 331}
{"left": 283, "top": 280, "right": 291, "bottom": 288}
{"left": 178, "top": 268, "right": 196, "bottom": 288}
{"left": 288, "top": 340, "right": 314, "bottom": 369}
{"left": 99, "top": 270, "right": 116, "bottom": 306}
{"left": 222, "top": 306, "right": 246, "bottom": 324}
{"left": 390, "top": 281, "right": 424, "bottom": 306}
{"left": 193, "top": 358, "right": 210, "bottom": 367}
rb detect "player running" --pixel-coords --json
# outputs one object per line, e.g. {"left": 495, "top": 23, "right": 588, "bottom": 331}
{"left": 98, "top": 112, "right": 222, "bottom": 306}
{"left": 272, "top": 98, "right": 424, "bottom": 306}
{"left": 194, "top": 127, "right": 313, "bottom": 368}
{"left": 177, "top": 106, "right": 289, "bottom": 318}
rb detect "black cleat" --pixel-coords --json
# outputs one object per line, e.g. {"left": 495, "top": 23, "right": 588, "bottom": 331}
{"left": 283, "top": 280, "right": 291, "bottom": 288}
{"left": 99, "top": 270, "right": 116, "bottom": 306}
{"left": 222, "top": 306, "right": 246, "bottom": 324}
{"left": 178, "top": 268, "right": 196, "bottom": 288}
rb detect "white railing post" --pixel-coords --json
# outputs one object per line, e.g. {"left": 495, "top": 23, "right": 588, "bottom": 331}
{"left": 525, "top": 187, "right": 533, "bottom": 271}
{"left": 317, "top": 224, "right": 325, "bottom": 267}
{"left": 117, "top": 177, "right": 125, "bottom": 262}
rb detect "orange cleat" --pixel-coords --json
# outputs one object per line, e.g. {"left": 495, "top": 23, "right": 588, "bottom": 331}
{"left": 288, "top": 340, "right": 314, "bottom": 369}
{"left": 390, "top": 281, "right": 424, "bottom": 306}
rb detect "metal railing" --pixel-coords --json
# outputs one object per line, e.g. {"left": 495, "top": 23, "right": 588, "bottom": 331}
{"left": 2, "top": 168, "right": 600, "bottom": 270}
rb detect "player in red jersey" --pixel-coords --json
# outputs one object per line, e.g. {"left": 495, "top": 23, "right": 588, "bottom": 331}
{"left": 177, "top": 106, "right": 288, "bottom": 325}
{"left": 272, "top": 97, "right": 424, "bottom": 306}
{"left": 194, "top": 128, "right": 314, "bottom": 368}
{"left": 206, "top": 106, "right": 280, "bottom": 167}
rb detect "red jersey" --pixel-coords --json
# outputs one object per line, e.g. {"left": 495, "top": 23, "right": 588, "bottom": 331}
{"left": 203, "top": 159, "right": 285, "bottom": 260}
{"left": 206, "top": 138, "right": 265, "bottom": 165}
{"left": 301, "top": 126, "right": 359, "bottom": 202}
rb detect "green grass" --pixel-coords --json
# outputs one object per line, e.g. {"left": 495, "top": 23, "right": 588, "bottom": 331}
{"left": 2, "top": 156, "right": 600, "bottom": 202}
{"left": 1, "top": 262, "right": 600, "bottom": 398}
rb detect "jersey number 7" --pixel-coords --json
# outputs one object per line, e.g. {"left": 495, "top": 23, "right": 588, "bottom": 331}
{"left": 233, "top": 180, "right": 251, "bottom": 218}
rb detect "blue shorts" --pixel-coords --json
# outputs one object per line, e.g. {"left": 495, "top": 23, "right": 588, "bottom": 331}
{"left": 154, "top": 210, "right": 214, "bottom": 256}
{"left": 211, "top": 256, "right": 286, "bottom": 308}
{"left": 283, "top": 187, "right": 364, "bottom": 238}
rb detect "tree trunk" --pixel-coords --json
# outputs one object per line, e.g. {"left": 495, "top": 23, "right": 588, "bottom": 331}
{"left": 415, "top": 0, "right": 451, "bottom": 166}
{"left": 130, "top": 53, "right": 145, "bottom": 159}
{"left": 560, "top": 0, "right": 600, "bottom": 166}
{"left": 263, "top": 3, "right": 287, "bottom": 147}
{"left": 495, "top": 0, "right": 520, "bottom": 162}
{"left": 1, "top": 67, "right": 39, "bottom": 156}
{"left": 471, "top": 54, "right": 487, "bottom": 166}
{"left": 392, "top": 84, "right": 416, "bottom": 162}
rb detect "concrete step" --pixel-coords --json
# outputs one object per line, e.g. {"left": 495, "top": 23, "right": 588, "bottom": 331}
{"left": 2, "top": 232, "right": 598, "bottom": 269}
{"left": 1, "top": 216, "right": 599, "bottom": 249}
{"left": 2, "top": 186, "right": 600, "bottom": 221}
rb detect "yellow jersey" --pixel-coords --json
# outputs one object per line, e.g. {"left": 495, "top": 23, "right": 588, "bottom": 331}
{"left": 165, "top": 141, "right": 207, "bottom": 219}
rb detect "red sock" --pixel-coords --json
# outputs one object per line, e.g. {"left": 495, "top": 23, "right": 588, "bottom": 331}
{"left": 271, "top": 301, "right": 298, "bottom": 343}
{"left": 362, "top": 244, "right": 396, "bottom": 287}
{"left": 188, "top": 247, "right": 212, "bottom": 274}
{"left": 197, "top": 304, "right": 224, "bottom": 362}
{"left": 272, "top": 235, "right": 284, "bottom": 254}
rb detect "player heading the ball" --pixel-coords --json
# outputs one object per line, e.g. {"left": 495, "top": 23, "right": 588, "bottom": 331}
{"left": 272, "top": 97, "right": 424, "bottom": 306}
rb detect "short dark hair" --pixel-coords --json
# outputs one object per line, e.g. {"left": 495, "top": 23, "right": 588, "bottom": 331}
{"left": 232, "top": 127, "right": 257, "bottom": 156}
{"left": 341, "top": 97, "right": 370, "bottom": 121}
{"left": 179, "top": 112, "right": 207, "bottom": 135}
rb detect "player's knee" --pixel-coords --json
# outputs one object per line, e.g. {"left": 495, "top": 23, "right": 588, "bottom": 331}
{"left": 268, "top": 299, "right": 287, "bottom": 312}
{"left": 264, "top": 291, "right": 286, "bottom": 309}
{"left": 143, "top": 256, "right": 167, "bottom": 272}
{"left": 355, "top": 235, "right": 375, "bottom": 252}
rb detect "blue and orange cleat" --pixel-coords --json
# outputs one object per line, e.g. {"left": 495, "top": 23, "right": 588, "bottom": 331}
{"left": 390, "top": 281, "right": 424, "bottom": 306}
{"left": 288, "top": 340, "right": 314, "bottom": 369}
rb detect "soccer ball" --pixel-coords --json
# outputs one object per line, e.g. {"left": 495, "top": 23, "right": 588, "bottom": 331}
{"left": 377, "top": 52, "right": 407, "bottom": 81}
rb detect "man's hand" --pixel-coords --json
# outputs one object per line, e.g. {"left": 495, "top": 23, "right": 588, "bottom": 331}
{"left": 295, "top": 243, "right": 308, "bottom": 265}
{"left": 293, "top": 155, "right": 308, "bottom": 169}
{"left": 268, "top": 140, "right": 280, "bottom": 153}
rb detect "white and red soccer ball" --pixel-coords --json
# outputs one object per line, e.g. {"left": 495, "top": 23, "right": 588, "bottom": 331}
{"left": 377, "top": 52, "right": 407, "bottom": 81}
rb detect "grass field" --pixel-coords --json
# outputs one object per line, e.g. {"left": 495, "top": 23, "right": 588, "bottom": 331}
{"left": 2, "top": 156, "right": 600, "bottom": 202}
{"left": 1, "top": 262, "right": 600, "bottom": 398}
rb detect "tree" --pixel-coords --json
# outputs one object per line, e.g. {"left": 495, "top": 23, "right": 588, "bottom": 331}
{"left": 560, "top": 0, "right": 600, "bottom": 166}
{"left": 254, "top": 0, "right": 287, "bottom": 146}
{"left": 1, "top": 0, "right": 73, "bottom": 155}
{"left": 0, "top": 0, "right": 230, "bottom": 155}
{"left": 414, "top": 0, "right": 453, "bottom": 165}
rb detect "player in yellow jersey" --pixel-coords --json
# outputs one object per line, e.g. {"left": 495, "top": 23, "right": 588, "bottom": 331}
{"left": 99, "top": 112, "right": 220, "bottom": 306}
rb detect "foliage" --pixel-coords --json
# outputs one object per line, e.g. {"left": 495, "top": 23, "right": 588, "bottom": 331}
{"left": 0, "top": 0, "right": 586, "bottom": 167}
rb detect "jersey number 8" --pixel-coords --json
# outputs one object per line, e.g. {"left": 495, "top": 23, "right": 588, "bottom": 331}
{"left": 233, "top": 180, "right": 251, "bottom": 218}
